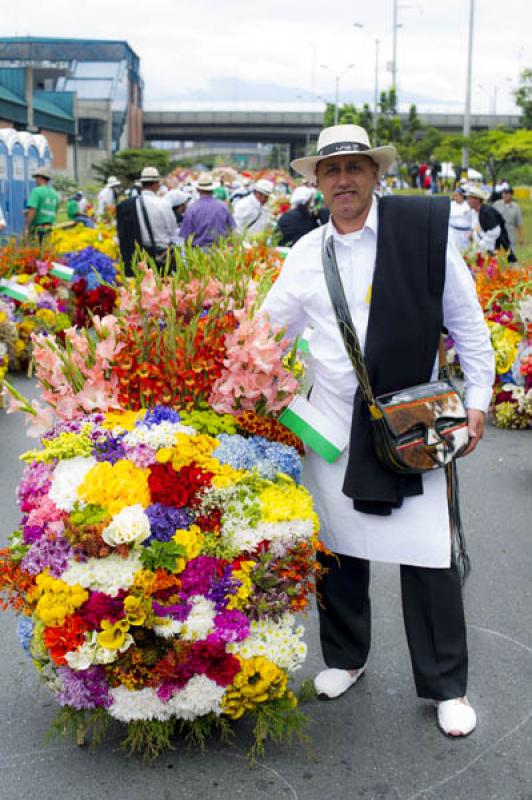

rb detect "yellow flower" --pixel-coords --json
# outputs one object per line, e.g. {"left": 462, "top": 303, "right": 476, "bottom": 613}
{"left": 173, "top": 524, "right": 204, "bottom": 562}
{"left": 97, "top": 618, "right": 130, "bottom": 649}
{"left": 101, "top": 409, "right": 145, "bottom": 432}
{"left": 77, "top": 459, "right": 150, "bottom": 515}
{"left": 155, "top": 447, "right": 173, "bottom": 464}
{"left": 31, "top": 572, "right": 88, "bottom": 627}
{"left": 226, "top": 560, "right": 254, "bottom": 610}
{"left": 123, "top": 595, "right": 146, "bottom": 626}
{"left": 259, "top": 476, "right": 319, "bottom": 531}
{"left": 222, "top": 656, "right": 289, "bottom": 719}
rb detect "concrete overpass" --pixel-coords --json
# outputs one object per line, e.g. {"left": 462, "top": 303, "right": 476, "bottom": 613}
{"left": 143, "top": 105, "right": 522, "bottom": 159}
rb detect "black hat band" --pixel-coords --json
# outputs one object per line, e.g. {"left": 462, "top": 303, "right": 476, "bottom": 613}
{"left": 318, "top": 141, "right": 371, "bottom": 156}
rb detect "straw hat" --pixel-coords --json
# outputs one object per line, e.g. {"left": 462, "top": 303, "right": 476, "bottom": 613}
{"left": 291, "top": 124, "right": 396, "bottom": 180}
{"left": 196, "top": 174, "right": 216, "bottom": 192}
{"left": 464, "top": 184, "right": 490, "bottom": 202}
{"left": 106, "top": 175, "right": 121, "bottom": 188}
{"left": 139, "top": 167, "right": 162, "bottom": 183}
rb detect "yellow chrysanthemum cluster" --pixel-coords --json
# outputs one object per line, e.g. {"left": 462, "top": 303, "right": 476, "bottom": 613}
{"left": 97, "top": 595, "right": 148, "bottom": 650}
{"left": 30, "top": 573, "right": 88, "bottom": 627}
{"left": 259, "top": 476, "right": 319, "bottom": 532}
{"left": 226, "top": 560, "right": 254, "bottom": 610}
{"left": 173, "top": 524, "right": 204, "bottom": 569}
{"left": 51, "top": 223, "right": 119, "bottom": 260}
{"left": 488, "top": 321, "right": 522, "bottom": 374}
{"left": 77, "top": 460, "right": 150, "bottom": 516}
{"left": 156, "top": 433, "right": 245, "bottom": 489}
{"left": 21, "top": 427, "right": 94, "bottom": 463}
{"left": 222, "top": 656, "right": 292, "bottom": 719}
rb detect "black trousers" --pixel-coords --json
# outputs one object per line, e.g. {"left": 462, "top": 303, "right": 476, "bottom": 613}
{"left": 317, "top": 551, "right": 468, "bottom": 700}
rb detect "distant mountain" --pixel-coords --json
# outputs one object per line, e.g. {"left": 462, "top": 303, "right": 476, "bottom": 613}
{"left": 154, "top": 76, "right": 456, "bottom": 110}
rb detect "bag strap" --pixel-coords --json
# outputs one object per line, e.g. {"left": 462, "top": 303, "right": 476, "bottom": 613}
{"left": 137, "top": 194, "right": 156, "bottom": 250}
{"left": 321, "top": 229, "right": 383, "bottom": 420}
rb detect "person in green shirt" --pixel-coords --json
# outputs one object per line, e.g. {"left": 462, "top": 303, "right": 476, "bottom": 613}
{"left": 24, "top": 167, "right": 59, "bottom": 243}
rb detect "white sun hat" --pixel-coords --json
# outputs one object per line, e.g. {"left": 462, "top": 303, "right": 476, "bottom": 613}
{"left": 254, "top": 179, "right": 274, "bottom": 197}
{"left": 291, "top": 124, "right": 396, "bottom": 180}
{"left": 464, "top": 184, "right": 490, "bottom": 202}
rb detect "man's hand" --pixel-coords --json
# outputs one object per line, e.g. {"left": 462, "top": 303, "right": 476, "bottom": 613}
{"left": 461, "top": 408, "right": 485, "bottom": 456}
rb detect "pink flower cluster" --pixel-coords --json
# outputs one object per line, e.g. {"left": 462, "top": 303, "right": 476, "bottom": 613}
{"left": 33, "top": 315, "right": 123, "bottom": 419}
{"left": 209, "top": 312, "right": 299, "bottom": 415}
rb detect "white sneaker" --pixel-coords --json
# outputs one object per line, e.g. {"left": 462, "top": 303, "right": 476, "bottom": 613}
{"left": 437, "top": 697, "right": 477, "bottom": 737}
{"left": 314, "top": 666, "right": 366, "bottom": 700}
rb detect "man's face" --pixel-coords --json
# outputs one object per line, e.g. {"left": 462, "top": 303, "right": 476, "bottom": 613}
{"left": 502, "top": 191, "right": 512, "bottom": 204}
{"left": 316, "top": 154, "right": 378, "bottom": 231}
{"left": 255, "top": 191, "right": 269, "bottom": 206}
{"left": 466, "top": 196, "right": 481, "bottom": 212}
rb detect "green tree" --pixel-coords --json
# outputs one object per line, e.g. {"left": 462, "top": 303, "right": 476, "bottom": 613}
{"left": 92, "top": 148, "right": 171, "bottom": 185}
{"left": 434, "top": 129, "right": 532, "bottom": 187}
{"left": 513, "top": 68, "right": 532, "bottom": 129}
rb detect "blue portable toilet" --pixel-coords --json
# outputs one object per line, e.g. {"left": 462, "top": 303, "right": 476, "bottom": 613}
{"left": 10, "top": 134, "right": 26, "bottom": 236}
{"left": 0, "top": 136, "right": 8, "bottom": 234}
{"left": 33, "top": 134, "right": 52, "bottom": 171}
{"left": 19, "top": 132, "right": 40, "bottom": 203}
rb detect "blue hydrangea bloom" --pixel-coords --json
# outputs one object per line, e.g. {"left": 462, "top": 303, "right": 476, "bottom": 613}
{"left": 214, "top": 434, "right": 301, "bottom": 483}
{"left": 17, "top": 617, "right": 33, "bottom": 655}
{"left": 64, "top": 247, "right": 117, "bottom": 290}
{"left": 139, "top": 406, "right": 181, "bottom": 428}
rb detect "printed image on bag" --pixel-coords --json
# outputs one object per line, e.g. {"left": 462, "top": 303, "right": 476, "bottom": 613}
{"left": 373, "top": 381, "right": 469, "bottom": 472}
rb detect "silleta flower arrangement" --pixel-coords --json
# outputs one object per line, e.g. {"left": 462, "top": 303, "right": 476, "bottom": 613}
{"left": 1, "top": 248, "right": 318, "bottom": 759}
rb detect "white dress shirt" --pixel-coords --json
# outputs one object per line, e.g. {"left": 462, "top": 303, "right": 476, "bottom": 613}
{"left": 234, "top": 193, "right": 271, "bottom": 235}
{"left": 96, "top": 186, "right": 115, "bottom": 218}
{"left": 449, "top": 200, "right": 473, "bottom": 252}
{"left": 137, "top": 190, "right": 177, "bottom": 249}
{"left": 261, "top": 197, "right": 494, "bottom": 567}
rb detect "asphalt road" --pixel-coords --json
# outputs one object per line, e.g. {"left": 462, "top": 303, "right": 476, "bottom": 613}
{"left": 0, "top": 375, "right": 531, "bottom": 800}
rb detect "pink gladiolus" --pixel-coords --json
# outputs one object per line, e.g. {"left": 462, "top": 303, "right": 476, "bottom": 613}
{"left": 26, "top": 401, "right": 55, "bottom": 438}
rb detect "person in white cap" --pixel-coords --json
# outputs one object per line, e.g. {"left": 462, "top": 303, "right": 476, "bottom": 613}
{"left": 262, "top": 124, "right": 494, "bottom": 738}
{"left": 448, "top": 188, "right": 473, "bottom": 252}
{"left": 233, "top": 178, "right": 273, "bottom": 235}
{"left": 165, "top": 189, "right": 191, "bottom": 243}
{"left": 96, "top": 175, "right": 121, "bottom": 219}
{"left": 275, "top": 186, "right": 316, "bottom": 246}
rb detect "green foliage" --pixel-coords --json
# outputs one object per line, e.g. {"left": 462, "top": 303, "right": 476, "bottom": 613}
{"left": 140, "top": 540, "right": 187, "bottom": 573}
{"left": 121, "top": 719, "right": 176, "bottom": 761}
{"left": 323, "top": 102, "right": 373, "bottom": 132}
{"left": 249, "top": 694, "right": 313, "bottom": 763}
{"left": 514, "top": 68, "right": 532, "bottom": 129}
{"left": 432, "top": 128, "right": 532, "bottom": 186}
{"left": 504, "top": 163, "right": 532, "bottom": 186}
{"left": 178, "top": 713, "right": 234, "bottom": 751}
{"left": 48, "top": 707, "right": 110, "bottom": 750}
{"left": 92, "top": 148, "right": 171, "bottom": 186}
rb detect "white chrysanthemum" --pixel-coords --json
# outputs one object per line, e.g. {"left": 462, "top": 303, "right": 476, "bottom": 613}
{"left": 152, "top": 618, "right": 184, "bottom": 639}
{"left": 123, "top": 421, "right": 194, "bottom": 449}
{"left": 101, "top": 504, "right": 151, "bottom": 547}
{"left": 228, "top": 614, "right": 307, "bottom": 671}
{"left": 60, "top": 551, "right": 142, "bottom": 596}
{"left": 48, "top": 456, "right": 97, "bottom": 512}
{"left": 65, "top": 631, "right": 133, "bottom": 671}
{"left": 221, "top": 518, "right": 313, "bottom": 552}
{"left": 108, "top": 675, "right": 224, "bottom": 722}
{"left": 180, "top": 597, "right": 216, "bottom": 641}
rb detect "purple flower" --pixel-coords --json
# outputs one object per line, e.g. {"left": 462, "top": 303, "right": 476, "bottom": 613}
{"left": 17, "top": 617, "right": 33, "bottom": 654}
{"left": 17, "top": 461, "right": 54, "bottom": 513}
{"left": 206, "top": 564, "right": 242, "bottom": 610}
{"left": 139, "top": 406, "right": 181, "bottom": 428}
{"left": 152, "top": 600, "right": 190, "bottom": 621}
{"left": 56, "top": 666, "right": 112, "bottom": 710}
{"left": 123, "top": 443, "right": 158, "bottom": 468}
{"left": 179, "top": 556, "right": 220, "bottom": 597}
{"left": 145, "top": 504, "right": 192, "bottom": 543}
{"left": 209, "top": 609, "right": 250, "bottom": 643}
{"left": 41, "top": 414, "right": 105, "bottom": 440}
{"left": 92, "top": 432, "right": 126, "bottom": 463}
{"left": 21, "top": 532, "right": 74, "bottom": 576}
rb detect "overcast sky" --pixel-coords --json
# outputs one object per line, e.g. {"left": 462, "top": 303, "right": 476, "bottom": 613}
{"left": 4, "top": 0, "right": 531, "bottom": 114}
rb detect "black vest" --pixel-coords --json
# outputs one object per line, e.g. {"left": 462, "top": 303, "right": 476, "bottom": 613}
{"left": 478, "top": 204, "right": 510, "bottom": 251}
{"left": 342, "top": 195, "right": 450, "bottom": 515}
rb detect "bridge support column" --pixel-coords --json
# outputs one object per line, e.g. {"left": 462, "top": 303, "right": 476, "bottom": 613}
{"left": 288, "top": 141, "right": 307, "bottom": 172}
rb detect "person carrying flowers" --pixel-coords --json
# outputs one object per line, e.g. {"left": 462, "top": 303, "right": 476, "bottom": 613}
{"left": 262, "top": 124, "right": 494, "bottom": 738}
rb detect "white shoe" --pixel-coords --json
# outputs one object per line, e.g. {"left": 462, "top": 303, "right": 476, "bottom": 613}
{"left": 437, "top": 697, "right": 477, "bottom": 737}
{"left": 314, "top": 666, "right": 366, "bottom": 700}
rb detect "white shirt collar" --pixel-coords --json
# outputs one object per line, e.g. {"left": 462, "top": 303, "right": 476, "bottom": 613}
{"left": 327, "top": 194, "right": 379, "bottom": 243}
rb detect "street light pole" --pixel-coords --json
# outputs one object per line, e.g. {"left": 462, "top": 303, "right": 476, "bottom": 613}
{"left": 334, "top": 75, "right": 340, "bottom": 124}
{"left": 392, "top": 0, "right": 398, "bottom": 90}
{"left": 462, "top": 0, "right": 475, "bottom": 170}
{"left": 374, "top": 39, "right": 380, "bottom": 135}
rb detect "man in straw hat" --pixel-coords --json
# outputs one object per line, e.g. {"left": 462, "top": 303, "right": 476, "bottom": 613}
{"left": 465, "top": 185, "right": 512, "bottom": 258}
{"left": 179, "top": 173, "right": 234, "bottom": 249}
{"left": 262, "top": 124, "right": 494, "bottom": 737}
{"left": 24, "top": 167, "right": 59, "bottom": 243}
